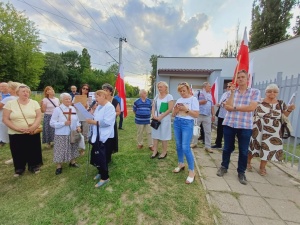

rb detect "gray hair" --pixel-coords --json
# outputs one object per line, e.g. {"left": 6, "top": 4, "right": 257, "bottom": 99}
{"left": 139, "top": 89, "right": 147, "bottom": 95}
{"left": 265, "top": 84, "right": 279, "bottom": 92}
{"left": 202, "top": 82, "right": 209, "bottom": 88}
{"left": 60, "top": 93, "right": 71, "bottom": 101}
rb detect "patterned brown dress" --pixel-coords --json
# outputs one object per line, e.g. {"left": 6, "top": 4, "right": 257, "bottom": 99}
{"left": 248, "top": 100, "right": 287, "bottom": 161}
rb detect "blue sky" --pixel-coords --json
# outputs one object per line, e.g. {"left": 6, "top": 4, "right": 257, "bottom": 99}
{"left": 3, "top": 0, "right": 296, "bottom": 89}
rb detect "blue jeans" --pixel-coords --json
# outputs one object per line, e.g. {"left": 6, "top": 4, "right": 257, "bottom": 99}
{"left": 221, "top": 126, "right": 252, "bottom": 174}
{"left": 173, "top": 117, "right": 194, "bottom": 171}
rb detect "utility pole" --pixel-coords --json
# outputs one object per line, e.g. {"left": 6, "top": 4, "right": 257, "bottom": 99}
{"left": 119, "top": 37, "right": 127, "bottom": 69}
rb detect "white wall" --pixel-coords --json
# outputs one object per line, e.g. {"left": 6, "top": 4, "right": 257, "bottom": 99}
{"left": 250, "top": 36, "right": 300, "bottom": 83}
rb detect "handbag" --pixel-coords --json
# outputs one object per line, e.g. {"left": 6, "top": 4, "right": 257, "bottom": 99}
{"left": 278, "top": 100, "right": 292, "bottom": 139}
{"left": 17, "top": 100, "right": 42, "bottom": 135}
{"left": 150, "top": 95, "right": 161, "bottom": 130}
{"left": 150, "top": 119, "right": 161, "bottom": 130}
{"left": 215, "top": 107, "right": 220, "bottom": 117}
{"left": 70, "top": 130, "right": 81, "bottom": 144}
{"left": 59, "top": 106, "right": 81, "bottom": 143}
{"left": 193, "top": 119, "right": 200, "bottom": 137}
{"left": 78, "top": 133, "right": 85, "bottom": 149}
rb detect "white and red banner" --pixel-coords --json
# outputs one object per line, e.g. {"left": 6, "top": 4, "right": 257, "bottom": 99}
{"left": 211, "top": 77, "right": 218, "bottom": 105}
{"left": 232, "top": 27, "right": 249, "bottom": 85}
{"left": 115, "top": 65, "right": 128, "bottom": 117}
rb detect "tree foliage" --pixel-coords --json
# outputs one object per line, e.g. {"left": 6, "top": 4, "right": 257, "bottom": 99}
{"left": 0, "top": 2, "right": 44, "bottom": 88}
{"left": 250, "top": 0, "right": 297, "bottom": 51}
{"left": 149, "top": 54, "right": 163, "bottom": 98}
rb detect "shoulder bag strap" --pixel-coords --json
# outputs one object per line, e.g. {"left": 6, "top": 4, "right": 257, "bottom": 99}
{"left": 17, "top": 100, "right": 30, "bottom": 127}
{"left": 47, "top": 97, "right": 57, "bottom": 107}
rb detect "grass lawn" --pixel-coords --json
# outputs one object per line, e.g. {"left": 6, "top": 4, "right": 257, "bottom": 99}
{"left": 0, "top": 110, "right": 214, "bottom": 225}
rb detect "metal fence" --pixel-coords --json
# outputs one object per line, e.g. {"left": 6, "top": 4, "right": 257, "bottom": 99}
{"left": 253, "top": 72, "right": 300, "bottom": 171}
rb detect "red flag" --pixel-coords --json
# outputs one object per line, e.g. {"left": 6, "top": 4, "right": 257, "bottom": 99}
{"left": 232, "top": 27, "right": 249, "bottom": 85}
{"left": 115, "top": 65, "right": 127, "bottom": 117}
{"left": 211, "top": 77, "right": 218, "bottom": 105}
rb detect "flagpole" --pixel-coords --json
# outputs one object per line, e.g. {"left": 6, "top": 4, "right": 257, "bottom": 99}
{"left": 234, "top": 55, "right": 241, "bottom": 85}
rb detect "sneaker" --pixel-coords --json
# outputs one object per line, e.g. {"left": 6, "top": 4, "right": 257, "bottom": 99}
{"left": 238, "top": 173, "right": 247, "bottom": 185}
{"left": 205, "top": 148, "right": 213, "bottom": 153}
{"left": 211, "top": 145, "right": 222, "bottom": 149}
{"left": 190, "top": 144, "right": 197, "bottom": 148}
{"left": 216, "top": 166, "right": 227, "bottom": 177}
{"left": 5, "top": 159, "right": 13, "bottom": 165}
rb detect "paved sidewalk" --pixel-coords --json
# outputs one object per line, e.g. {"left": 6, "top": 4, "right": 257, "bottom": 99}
{"left": 193, "top": 144, "right": 300, "bottom": 225}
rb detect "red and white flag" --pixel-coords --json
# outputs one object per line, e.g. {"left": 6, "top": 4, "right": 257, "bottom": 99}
{"left": 232, "top": 27, "right": 249, "bottom": 86}
{"left": 115, "top": 65, "right": 127, "bottom": 117}
{"left": 211, "top": 77, "right": 218, "bottom": 105}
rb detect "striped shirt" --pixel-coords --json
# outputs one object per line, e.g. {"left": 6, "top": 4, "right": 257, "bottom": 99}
{"left": 133, "top": 98, "right": 152, "bottom": 124}
{"left": 222, "top": 88, "right": 260, "bottom": 129}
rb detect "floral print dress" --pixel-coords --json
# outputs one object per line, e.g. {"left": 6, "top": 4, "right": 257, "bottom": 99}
{"left": 248, "top": 100, "right": 287, "bottom": 161}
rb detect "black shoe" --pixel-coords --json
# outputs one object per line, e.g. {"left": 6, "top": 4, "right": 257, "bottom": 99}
{"left": 158, "top": 153, "right": 167, "bottom": 159}
{"left": 69, "top": 163, "right": 80, "bottom": 168}
{"left": 238, "top": 173, "right": 247, "bottom": 185}
{"left": 198, "top": 136, "right": 203, "bottom": 140}
{"left": 118, "top": 127, "right": 124, "bottom": 130}
{"left": 216, "top": 166, "right": 227, "bottom": 177}
{"left": 150, "top": 152, "right": 159, "bottom": 159}
{"left": 55, "top": 168, "right": 62, "bottom": 175}
{"left": 211, "top": 145, "right": 222, "bottom": 149}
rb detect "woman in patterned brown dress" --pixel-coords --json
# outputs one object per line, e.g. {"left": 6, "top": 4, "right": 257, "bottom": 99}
{"left": 247, "top": 84, "right": 295, "bottom": 176}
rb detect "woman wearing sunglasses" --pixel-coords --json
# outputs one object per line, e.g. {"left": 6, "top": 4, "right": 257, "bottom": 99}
{"left": 78, "top": 84, "right": 91, "bottom": 143}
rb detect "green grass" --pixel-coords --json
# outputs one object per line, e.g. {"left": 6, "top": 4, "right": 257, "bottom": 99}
{"left": 0, "top": 110, "right": 214, "bottom": 225}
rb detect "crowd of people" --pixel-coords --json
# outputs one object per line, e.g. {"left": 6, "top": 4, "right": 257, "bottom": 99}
{"left": 0, "top": 70, "right": 296, "bottom": 187}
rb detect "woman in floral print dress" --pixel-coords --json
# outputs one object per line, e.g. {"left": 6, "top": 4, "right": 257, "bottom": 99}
{"left": 247, "top": 84, "right": 295, "bottom": 176}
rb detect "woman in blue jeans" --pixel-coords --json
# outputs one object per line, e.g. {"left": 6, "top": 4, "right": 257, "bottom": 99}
{"left": 172, "top": 82, "right": 199, "bottom": 184}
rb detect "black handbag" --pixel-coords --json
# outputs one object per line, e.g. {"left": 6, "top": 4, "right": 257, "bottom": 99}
{"left": 215, "top": 107, "right": 220, "bottom": 117}
{"left": 150, "top": 119, "right": 161, "bottom": 130}
{"left": 90, "top": 123, "right": 107, "bottom": 168}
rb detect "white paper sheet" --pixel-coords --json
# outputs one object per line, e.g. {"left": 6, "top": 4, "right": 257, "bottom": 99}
{"left": 74, "top": 102, "right": 94, "bottom": 120}
{"left": 288, "top": 92, "right": 297, "bottom": 105}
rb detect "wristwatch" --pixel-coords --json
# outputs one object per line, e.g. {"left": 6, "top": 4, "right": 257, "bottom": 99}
{"left": 233, "top": 106, "right": 237, "bottom": 111}
{"left": 186, "top": 110, "right": 189, "bottom": 113}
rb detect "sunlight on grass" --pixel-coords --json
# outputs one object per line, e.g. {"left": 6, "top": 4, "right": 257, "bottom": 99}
{"left": 0, "top": 110, "right": 214, "bottom": 225}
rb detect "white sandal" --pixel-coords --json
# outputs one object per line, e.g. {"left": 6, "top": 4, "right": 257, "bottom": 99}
{"left": 185, "top": 176, "right": 194, "bottom": 184}
{"left": 173, "top": 166, "right": 185, "bottom": 173}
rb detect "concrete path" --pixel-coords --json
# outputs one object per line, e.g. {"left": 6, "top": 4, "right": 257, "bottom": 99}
{"left": 193, "top": 143, "right": 300, "bottom": 225}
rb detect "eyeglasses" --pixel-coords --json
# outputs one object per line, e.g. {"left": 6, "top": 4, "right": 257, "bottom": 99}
{"left": 227, "top": 86, "right": 231, "bottom": 88}
{"left": 266, "top": 90, "right": 279, "bottom": 93}
{"left": 82, "top": 87, "right": 89, "bottom": 90}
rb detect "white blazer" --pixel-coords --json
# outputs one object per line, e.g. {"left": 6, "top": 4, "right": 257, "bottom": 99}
{"left": 90, "top": 102, "right": 116, "bottom": 143}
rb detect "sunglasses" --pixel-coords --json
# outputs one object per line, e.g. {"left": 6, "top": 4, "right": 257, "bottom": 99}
{"left": 178, "top": 82, "right": 188, "bottom": 86}
{"left": 227, "top": 86, "right": 231, "bottom": 88}
{"left": 82, "top": 87, "right": 89, "bottom": 90}
{"left": 266, "top": 90, "right": 278, "bottom": 93}
{"left": 19, "top": 85, "right": 30, "bottom": 89}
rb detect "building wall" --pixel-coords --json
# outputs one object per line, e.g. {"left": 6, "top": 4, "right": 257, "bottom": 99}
{"left": 250, "top": 36, "right": 300, "bottom": 83}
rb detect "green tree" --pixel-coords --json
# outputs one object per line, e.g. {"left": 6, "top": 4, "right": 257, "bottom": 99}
{"left": 250, "top": 0, "right": 297, "bottom": 51}
{"left": 61, "top": 50, "right": 81, "bottom": 90}
{"left": 39, "top": 52, "right": 68, "bottom": 92}
{"left": 0, "top": 2, "right": 44, "bottom": 88}
{"left": 149, "top": 54, "right": 162, "bottom": 98}
{"left": 293, "top": 15, "right": 300, "bottom": 35}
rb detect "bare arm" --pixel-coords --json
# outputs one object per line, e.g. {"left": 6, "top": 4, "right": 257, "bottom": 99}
{"left": 115, "top": 103, "right": 121, "bottom": 116}
{"left": 3, "top": 109, "right": 21, "bottom": 132}
{"left": 157, "top": 100, "right": 174, "bottom": 121}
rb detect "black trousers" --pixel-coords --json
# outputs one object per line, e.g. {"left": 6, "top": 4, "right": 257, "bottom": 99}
{"left": 118, "top": 112, "right": 124, "bottom": 129}
{"left": 215, "top": 117, "right": 224, "bottom": 147}
{"left": 9, "top": 133, "right": 43, "bottom": 174}
{"left": 90, "top": 140, "right": 109, "bottom": 180}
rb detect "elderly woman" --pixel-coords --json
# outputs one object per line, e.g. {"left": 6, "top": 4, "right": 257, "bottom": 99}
{"left": 247, "top": 84, "right": 296, "bottom": 176}
{"left": 41, "top": 86, "right": 59, "bottom": 148}
{"left": 50, "top": 93, "right": 81, "bottom": 175}
{"left": 86, "top": 90, "right": 116, "bottom": 188}
{"left": 151, "top": 81, "right": 174, "bottom": 159}
{"left": 172, "top": 82, "right": 199, "bottom": 184}
{"left": 102, "top": 83, "right": 120, "bottom": 163}
{"left": 3, "top": 84, "right": 43, "bottom": 176}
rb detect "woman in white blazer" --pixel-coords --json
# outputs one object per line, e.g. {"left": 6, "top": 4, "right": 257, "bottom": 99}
{"left": 50, "top": 93, "right": 81, "bottom": 175}
{"left": 86, "top": 90, "right": 116, "bottom": 188}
